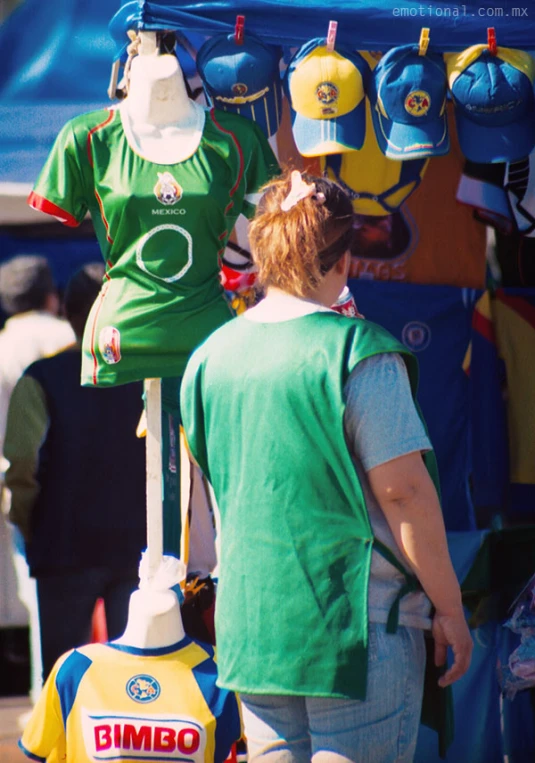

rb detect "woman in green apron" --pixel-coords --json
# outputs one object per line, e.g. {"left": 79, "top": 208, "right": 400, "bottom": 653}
{"left": 180, "top": 169, "right": 472, "bottom": 762}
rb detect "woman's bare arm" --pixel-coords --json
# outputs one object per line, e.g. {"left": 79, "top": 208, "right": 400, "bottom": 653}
{"left": 367, "top": 451, "right": 473, "bottom": 686}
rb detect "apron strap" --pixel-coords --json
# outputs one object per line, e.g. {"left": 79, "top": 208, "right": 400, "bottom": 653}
{"left": 373, "top": 538, "right": 422, "bottom": 634}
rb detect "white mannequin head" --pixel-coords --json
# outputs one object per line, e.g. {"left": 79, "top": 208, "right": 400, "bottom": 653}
{"left": 121, "top": 30, "right": 205, "bottom": 163}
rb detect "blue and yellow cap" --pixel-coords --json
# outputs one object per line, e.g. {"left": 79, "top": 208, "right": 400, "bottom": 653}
{"left": 197, "top": 33, "right": 282, "bottom": 139}
{"left": 283, "top": 39, "right": 369, "bottom": 157}
{"left": 447, "top": 45, "right": 535, "bottom": 164}
{"left": 369, "top": 44, "right": 449, "bottom": 160}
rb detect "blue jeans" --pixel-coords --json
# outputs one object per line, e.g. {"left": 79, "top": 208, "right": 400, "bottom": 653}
{"left": 240, "top": 623, "right": 426, "bottom": 763}
{"left": 36, "top": 565, "right": 139, "bottom": 682}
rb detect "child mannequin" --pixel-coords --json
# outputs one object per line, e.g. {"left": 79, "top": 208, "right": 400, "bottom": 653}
{"left": 113, "top": 588, "right": 185, "bottom": 648}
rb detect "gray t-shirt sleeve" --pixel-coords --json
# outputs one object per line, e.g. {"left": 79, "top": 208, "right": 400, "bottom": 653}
{"left": 343, "top": 352, "right": 432, "bottom": 471}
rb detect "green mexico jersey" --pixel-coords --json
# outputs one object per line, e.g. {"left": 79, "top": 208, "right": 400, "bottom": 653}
{"left": 29, "top": 106, "right": 279, "bottom": 386}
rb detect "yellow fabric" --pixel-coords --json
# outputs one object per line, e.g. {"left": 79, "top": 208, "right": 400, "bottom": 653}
{"left": 20, "top": 641, "right": 228, "bottom": 763}
{"left": 321, "top": 100, "right": 429, "bottom": 216}
{"left": 289, "top": 46, "right": 364, "bottom": 119}
{"left": 492, "top": 298, "right": 535, "bottom": 484}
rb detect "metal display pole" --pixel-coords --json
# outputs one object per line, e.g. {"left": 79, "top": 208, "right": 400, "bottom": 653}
{"left": 144, "top": 378, "right": 164, "bottom": 582}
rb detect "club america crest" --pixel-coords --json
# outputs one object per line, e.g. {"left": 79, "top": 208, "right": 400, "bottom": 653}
{"left": 404, "top": 91, "right": 431, "bottom": 117}
{"left": 126, "top": 674, "right": 161, "bottom": 703}
{"left": 154, "top": 172, "right": 183, "bottom": 206}
{"left": 316, "top": 81, "right": 339, "bottom": 106}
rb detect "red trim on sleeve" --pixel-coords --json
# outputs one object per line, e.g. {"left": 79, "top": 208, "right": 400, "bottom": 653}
{"left": 87, "top": 110, "right": 115, "bottom": 168}
{"left": 209, "top": 108, "right": 244, "bottom": 197}
{"left": 94, "top": 189, "right": 114, "bottom": 244}
{"left": 27, "top": 192, "right": 80, "bottom": 227}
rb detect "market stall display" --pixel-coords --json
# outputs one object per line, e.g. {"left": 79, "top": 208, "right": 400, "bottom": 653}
{"left": 2, "top": 0, "right": 535, "bottom": 760}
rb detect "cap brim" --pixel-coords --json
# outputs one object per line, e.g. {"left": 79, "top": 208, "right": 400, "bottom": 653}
{"left": 372, "top": 107, "right": 449, "bottom": 159}
{"left": 211, "top": 82, "right": 282, "bottom": 139}
{"left": 290, "top": 105, "right": 366, "bottom": 158}
{"left": 455, "top": 110, "right": 535, "bottom": 164}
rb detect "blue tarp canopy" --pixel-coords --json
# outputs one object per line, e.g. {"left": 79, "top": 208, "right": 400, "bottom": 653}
{"left": 113, "top": 0, "right": 535, "bottom": 51}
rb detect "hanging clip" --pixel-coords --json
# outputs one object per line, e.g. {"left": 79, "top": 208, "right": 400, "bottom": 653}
{"left": 234, "top": 15, "right": 245, "bottom": 45}
{"left": 326, "top": 20, "right": 338, "bottom": 52}
{"left": 107, "top": 59, "right": 121, "bottom": 100}
{"left": 418, "top": 27, "right": 430, "bottom": 56}
{"left": 487, "top": 27, "right": 497, "bottom": 55}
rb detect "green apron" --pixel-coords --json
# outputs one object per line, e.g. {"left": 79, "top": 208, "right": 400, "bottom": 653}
{"left": 181, "top": 311, "right": 453, "bottom": 754}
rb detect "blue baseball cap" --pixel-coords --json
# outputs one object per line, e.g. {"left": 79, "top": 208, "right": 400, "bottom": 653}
{"left": 197, "top": 33, "right": 282, "bottom": 139}
{"left": 369, "top": 45, "right": 449, "bottom": 160}
{"left": 447, "top": 45, "right": 535, "bottom": 164}
{"left": 283, "top": 39, "right": 369, "bottom": 157}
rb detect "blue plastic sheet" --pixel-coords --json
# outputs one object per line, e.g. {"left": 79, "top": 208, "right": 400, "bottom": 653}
{"left": 114, "top": 0, "right": 535, "bottom": 51}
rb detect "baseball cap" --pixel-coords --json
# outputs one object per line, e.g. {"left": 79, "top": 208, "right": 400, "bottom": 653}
{"left": 0, "top": 255, "right": 56, "bottom": 316}
{"left": 447, "top": 45, "right": 535, "bottom": 164}
{"left": 283, "top": 39, "right": 369, "bottom": 157}
{"left": 369, "top": 45, "right": 449, "bottom": 159}
{"left": 197, "top": 33, "right": 283, "bottom": 139}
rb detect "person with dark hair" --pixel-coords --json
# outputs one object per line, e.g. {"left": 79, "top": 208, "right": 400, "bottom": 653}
{"left": 0, "top": 254, "right": 75, "bottom": 702}
{"left": 4, "top": 263, "right": 147, "bottom": 682}
{"left": 180, "top": 169, "right": 472, "bottom": 762}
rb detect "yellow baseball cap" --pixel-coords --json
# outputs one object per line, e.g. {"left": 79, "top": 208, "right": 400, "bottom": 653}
{"left": 283, "top": 39, "right": 369, "bottom": 157}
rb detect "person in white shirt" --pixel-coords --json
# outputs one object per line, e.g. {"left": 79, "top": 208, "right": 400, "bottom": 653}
{"left": 0, "top": 254, "right": 75, "bottom": 702}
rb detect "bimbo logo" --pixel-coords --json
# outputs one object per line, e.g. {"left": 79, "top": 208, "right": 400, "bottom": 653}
{"left": 82, "top": 710, "right": 206, "bottom": 762}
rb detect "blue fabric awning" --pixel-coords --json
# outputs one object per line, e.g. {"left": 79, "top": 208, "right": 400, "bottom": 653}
{"left": 112, "top": 0, "right": 535, "bottom": 52}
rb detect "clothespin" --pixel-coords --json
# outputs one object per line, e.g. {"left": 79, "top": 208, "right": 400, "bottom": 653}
{"left": 107, "top": 59, "right": 121, "bottom": 100}
{"left": 418, "top": 28, "right": 430, "bottom": 56}
{"left": 326, "top": 20, "right": 338, "bottom": 52}
{"left": 234, "top": 15, "right": 245, "bottom": 45}
{"left": 487, "top": 27, "right": 497, "bottom": 55}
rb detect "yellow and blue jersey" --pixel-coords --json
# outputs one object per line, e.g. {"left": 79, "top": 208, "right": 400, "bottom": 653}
{"left": 321, "top": 99, "right": 429, "bottom": 216}
{"left": 19, "top": 637, "right": 241, "bottom": 763}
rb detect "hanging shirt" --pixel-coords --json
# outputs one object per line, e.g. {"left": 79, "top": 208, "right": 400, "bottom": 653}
{"left": 28, "top": 106, "right": 279, "bottom": 386}
{"left": 19, "top": 637, "right": 241, "bottom": 763}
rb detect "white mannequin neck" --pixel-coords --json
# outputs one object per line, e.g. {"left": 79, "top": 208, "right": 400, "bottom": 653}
{"left": 121, "top": 33, "right": 204, "bottom": 164}
{"left": 113, "top": 588, "right": 185, "bottom": 649}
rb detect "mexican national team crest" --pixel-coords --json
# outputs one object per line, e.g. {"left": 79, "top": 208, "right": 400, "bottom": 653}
{"left": 126, "top": 675, "right": 161, "bottom": 703}
{"left": 154, "top": 172, "right": 183, "bottom": 206}
{"left": 404, "top": 91, "right": 431, "bottom": 117}
{"left": 99, "top": 326, "right": 121, "bottom": 365}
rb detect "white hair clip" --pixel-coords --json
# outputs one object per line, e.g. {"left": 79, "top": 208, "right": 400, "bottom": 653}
{"left": 280, "top": 170, "right": 326, "bottom": 212}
